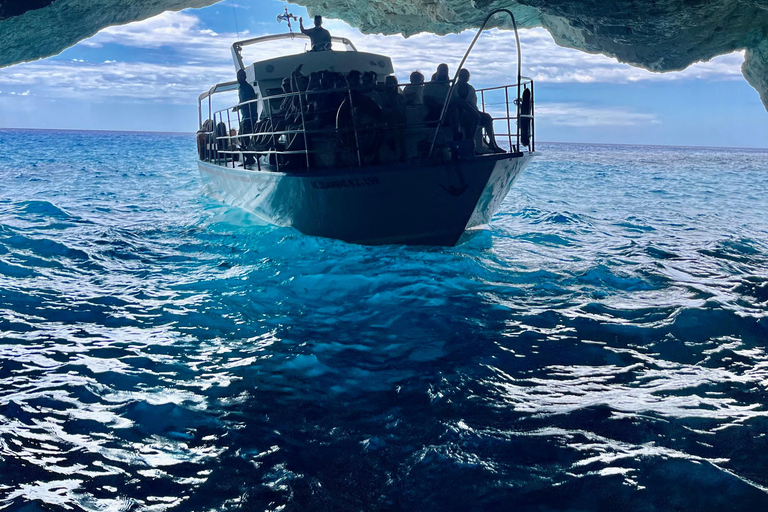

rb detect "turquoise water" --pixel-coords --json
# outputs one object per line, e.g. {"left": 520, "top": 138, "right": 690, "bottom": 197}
{"left": 1, "top": 129, "right": 767, "bottom": 511}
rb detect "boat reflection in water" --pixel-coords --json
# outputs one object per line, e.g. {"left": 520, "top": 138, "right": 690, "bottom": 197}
{"left": 197, "top": 9, "right": 536, "bottom": 246}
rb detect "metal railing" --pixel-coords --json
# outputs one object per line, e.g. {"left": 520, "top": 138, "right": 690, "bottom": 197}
{"left": 478, "top": 79, "right": 535, "bottom": 152}
{"left": 231, "top": 33, "right": 358, "bottom": 71}
{"left": 429, "top": 9, "right": 526, "bottom": 156}
{"left": 197, "top": 77, "right": 535, "bottom": 172}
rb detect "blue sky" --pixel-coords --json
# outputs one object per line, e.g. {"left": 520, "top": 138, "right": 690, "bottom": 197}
{"left": 0, "top": 0, "right": 766, "bottom": 148}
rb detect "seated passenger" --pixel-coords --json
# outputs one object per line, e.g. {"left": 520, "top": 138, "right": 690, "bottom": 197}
{"left": 216, "top": 121, "right": 228, "bottom": 156}
{"left": 403, "top": 71, "right": 425, "bottom": 106}
{"left": 349, "top": 69, "right": 362, "bottom": 88}
{"left": 201, "top": 119, "right": 216, "bottom": 160}
{"left": 361, "top": 71, "right": 383, "bottom": 106}
{"left": 382, "top": 76, "right": 406, "bottom": 160}
{"left": 196, "top": 129, "right": 206, "bottom": 160}
{"left": 423, "top": 63, "right": 452, "bottom": 124}
{"left": 380, "top": 76, "right": 404, "bottom": 115}
{"left": 453, "top": 68, "right": 503, "bottom": 152}
{"left": 430, "top": 63, "right": 450, "bottom": 82}
{"left": 229, "top": 128, "right": 239, "bottom": 161}
{"left": 300, "top": 15, "right": 332, "bottom": 51}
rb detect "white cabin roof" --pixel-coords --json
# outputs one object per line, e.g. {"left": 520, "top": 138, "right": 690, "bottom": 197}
{"left": 249, "top": 51, "right": 394, "bottom": 84}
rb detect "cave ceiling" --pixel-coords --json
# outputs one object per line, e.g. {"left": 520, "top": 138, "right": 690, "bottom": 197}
{"left": 0, "top": 0, "right": 766, "bottom": 109}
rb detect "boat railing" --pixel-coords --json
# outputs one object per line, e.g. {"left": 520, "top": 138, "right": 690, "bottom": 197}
{"left": 477, "top": 78, "right": 535, "bottom": 152}
{"left": 197, "top": 76, "right": 534, "bottom": 172}
{"left": 430, "top": 9, "right": 526, "bottom": 156}
{"left": 231, "top": 33, "right": 358, "bottom": 70}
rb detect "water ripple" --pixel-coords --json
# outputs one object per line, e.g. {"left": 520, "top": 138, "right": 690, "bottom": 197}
{"left": 0, "top": 132, "right": 767, "bottom": 510}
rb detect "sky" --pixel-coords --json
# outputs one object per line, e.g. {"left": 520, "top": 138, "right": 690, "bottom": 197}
{"left": 0, "top": 0, "right": 766, "bottom": 148}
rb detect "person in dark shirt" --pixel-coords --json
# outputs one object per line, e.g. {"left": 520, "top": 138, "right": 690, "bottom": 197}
{"left": 403, "top": 71, "right": 425, "bottom": 106}
{"left": 237, "top": 69, "right": 257, "bottom": 127}
{"left": 236, "top": 68, "right": 257, "bottom": 165}
{"left": 453, "top": 68, "right": 503, "bottom": 152}
{"left": 299, "top": 15, "right": 332, "bottom": 51}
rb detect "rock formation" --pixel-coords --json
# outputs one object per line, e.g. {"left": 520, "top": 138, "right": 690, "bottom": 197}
{"left": 1, "top": 0, "right": 767, "bottom": 110}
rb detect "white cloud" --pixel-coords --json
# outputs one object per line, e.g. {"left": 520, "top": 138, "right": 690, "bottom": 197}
{"left": 79, "top": 10, "right": 252, "bottom": 67}
{"left": 0, "top": 10, "right": 746, "bottom": 110}
{"left": 0, "top": 59, "right": 233, "bottom": 103}
{"left": 535, "top": 103, "right": 660, "bottom": 127}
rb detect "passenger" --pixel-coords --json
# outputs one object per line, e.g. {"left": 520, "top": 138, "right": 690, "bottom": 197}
{"left": 299, "top": 15, "right": 332, "bottom": 51}
{"left": 333, "top": 72, "right": 348, "bottom": 91}
{"left": 201, "top": 119, "right": 216, "bottom": 161}
{"left": 453, "top": 68, "right": 503, "bottom": 152}
{"left": 346, "top": 70, "right": 362, "bottom": 91}
{"left": 361, "top": 71, "right": 383, "bottom": 106}
{"left": 216, "top": 121, "right": 228, "bottom": 158}
{"left": 381, "top": 75, "right": 404, "bottom": 113}
{"left": 235, "top": 69, "right": 258, "bottom": 165}
{"left": 236, "top": 69, "right": 257, "bottom": 128}
{"left": 402, "top": 71, "right": 425, "bottom": 106}
{"left": 430, "top": 63, "right": 450, "bottom": 82}
{"left": 229, "top": 128, "right": 239, "bottom": 161}
{"left": 382, "top": 75, "right": 406, "bottom": 160}
{"left": 196, "top": 129, "right": 206, "bottom": 160}
{"left": 424, "top": 63, "right": 455, "bottom": 129}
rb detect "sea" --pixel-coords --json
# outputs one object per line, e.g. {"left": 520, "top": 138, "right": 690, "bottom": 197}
{"left": 1, "top": 128, "right": 767, "bottom": 511}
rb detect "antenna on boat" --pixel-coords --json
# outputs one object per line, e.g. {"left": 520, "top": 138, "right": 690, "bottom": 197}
{"left": 229, "top": 0, "right": 241, "bottom": 40}
{"left": 277, "top": 7, "right": 298, "bottom": 35}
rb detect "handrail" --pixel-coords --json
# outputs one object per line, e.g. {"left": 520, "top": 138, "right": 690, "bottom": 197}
{"left": 198, "top": 80, "right": 239, "bottom": 102}
{"left": 428, "top": 9, "right": 523, "bottom": 157}
{"left": 199, "top": 76, "right": 533, "bottom": 170}
{"left": 231, "top": 33, "right": 358, "bottom": 70}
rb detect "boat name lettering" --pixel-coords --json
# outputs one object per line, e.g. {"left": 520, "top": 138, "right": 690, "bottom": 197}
{"left": 311, "top": 177, "right": 380, "bottom": 189}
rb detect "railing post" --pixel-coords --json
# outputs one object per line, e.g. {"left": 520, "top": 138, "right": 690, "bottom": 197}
{"left": 226, "top": 108, "right": 233, "bottom": 167}
{"left": 428, "top": 8, "right": 523, "bottom": 157}
{"left": 504, "top": 85, "right": 512, "bottom": 152}
{"left": 297, "top": 89, "right": 310, "bottom": 170}
{"left": 347, "top": 89, "right": 362, "bottom": 167}
{"left": 530, "top": 81, "right": 535, "bottom": 152}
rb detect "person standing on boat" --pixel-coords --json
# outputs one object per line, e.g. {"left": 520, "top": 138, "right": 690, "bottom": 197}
{"left": 299, "top": 15, "right": 332, "bottom": 51}
{"left": 236, "top": 68, "right": 257, "bottom": 165}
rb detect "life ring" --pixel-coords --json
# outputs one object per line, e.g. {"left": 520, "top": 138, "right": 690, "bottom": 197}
{"left": 519, "top": 87, "right": 532, "bottom": 148}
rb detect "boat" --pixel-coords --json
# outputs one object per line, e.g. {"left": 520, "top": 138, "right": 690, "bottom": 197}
{"left": 196, "top": 9, "right": 536, "bottom": 246}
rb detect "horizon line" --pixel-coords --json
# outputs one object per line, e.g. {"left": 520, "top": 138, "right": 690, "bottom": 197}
{"left": 0, "top": 126, "right": 766, "bottom": 151}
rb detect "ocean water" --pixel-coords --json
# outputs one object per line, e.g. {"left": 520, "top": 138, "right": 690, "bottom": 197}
{"left": 1, "top": 128, "right": 767, "bottom": 511}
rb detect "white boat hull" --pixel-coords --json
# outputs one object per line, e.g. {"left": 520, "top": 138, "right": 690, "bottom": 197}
{"left": 198, "top": 154, "right": 533, "bottom": 245}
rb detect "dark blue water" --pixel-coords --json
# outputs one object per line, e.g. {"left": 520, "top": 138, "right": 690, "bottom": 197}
{"left": 1, "top": 129, "right": 767, "bottom": 511}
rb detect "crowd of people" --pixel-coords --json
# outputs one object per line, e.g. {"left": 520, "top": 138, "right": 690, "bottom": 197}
{"left": 198, "top": 54, "right": 504, "bottom": 168}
